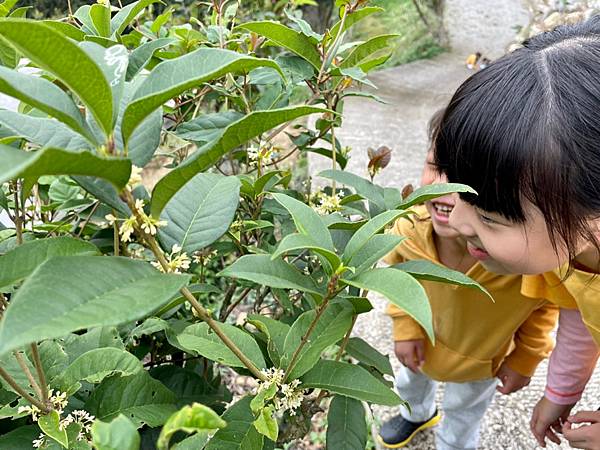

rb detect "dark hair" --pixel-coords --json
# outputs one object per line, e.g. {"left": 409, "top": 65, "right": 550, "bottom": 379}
{"left": 427, "top": 108, "right": 445, "bottom": 143}
{"left": 434, "top": 15, "right": 600, "bottom": 262}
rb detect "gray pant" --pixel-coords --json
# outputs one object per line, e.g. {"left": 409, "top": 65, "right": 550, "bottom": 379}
{"left": 395, "top": 365, "right": 498, "bottom": 450}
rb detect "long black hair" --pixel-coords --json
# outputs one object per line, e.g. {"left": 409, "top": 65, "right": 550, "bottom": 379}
{"left": 434, "top": 16, "right": 600, "bottom": 262}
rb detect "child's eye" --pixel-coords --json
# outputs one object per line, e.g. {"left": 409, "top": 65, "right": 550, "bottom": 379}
{"left": 478, "top": 213, "right": 496, "bottom": 224}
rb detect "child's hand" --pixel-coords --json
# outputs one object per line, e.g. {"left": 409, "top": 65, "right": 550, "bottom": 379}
{"left": 495, "top": 362, "right": 531, "bottom": 394}
{"left": 394, "top": 339, "right": 425, "bottom": 373}
{"left": 530, "top": 396, "right": 574, "bottom": 447}
{"left": 563, "top": 411, "right": 600, "bottom": 449}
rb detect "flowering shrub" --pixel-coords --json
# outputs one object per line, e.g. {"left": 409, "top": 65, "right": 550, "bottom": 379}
{"left": 0, "top": 0, "right": 482, "bottom": 448}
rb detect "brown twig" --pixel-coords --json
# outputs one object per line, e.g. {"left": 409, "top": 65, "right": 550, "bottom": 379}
{"left": 13, "top": 352, "right": 42, "bottom": 400}
{"left": 30, "top": 344, "right": 48, "bottom": 405}
{"left": 0, "top": 367, "right": 49, "bottom": 413}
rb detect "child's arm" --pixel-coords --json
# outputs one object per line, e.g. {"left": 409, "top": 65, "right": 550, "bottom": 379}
{"left": 545, "top": 308, "right": 599, "bottom": 404}
{"left": 387, "top": 304, "right": 425, "bottom": 372}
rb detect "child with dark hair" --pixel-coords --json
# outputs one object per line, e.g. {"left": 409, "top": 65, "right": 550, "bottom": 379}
{"left": 432, "top": 15, "right": 600, "bottom": 449}
{"left": 377, "top": 111, "right": 558, "bottom": 450}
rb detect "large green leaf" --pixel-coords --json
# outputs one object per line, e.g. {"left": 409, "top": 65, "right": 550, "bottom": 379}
{"left": 0, "top": 426, "right": 39, "bottom": 450}
{"left": 0, "top": 145, "right": 131, "bottom": 192}
{"left": 111, "top": 0, "right": 162, "bottom": 37}
{"left": 236, "top": 21, "right": 321, "bottom": 69}
{"left": 0, "top": 256, "right": 190, "bottom": 357}
{"left": 0, "top": 110, "right": 92, "bottom": 150}
{"left": 343, "top": 267, "right": 434, "bottom": 342}
{"left": 219, "top": 254, "right": 322, "bottom": 295}
{"left": 57, "top": 348, "right": 143, "bottom": 393}
{"left": 126, "top": 37, "right": 174, "bottom": 81}
{"left": 85, "top": 371, "right": 177, "bottom": 427}
{"left": 246, "top": 314, "right": 290, "bottom": 367}
{"left": 175, "top": 322, "right": 266, "bottom": 370}
{"left": 326, "top": 395, "right": 367, "bottom": 450}
{"left": 0, "top": 19, "right": 113, "bottom": 135}
{"left": 329, "top": 6, "right": 383, "bottom": 38}
{"left": 205, "top": 396, "right": 263, "bottom": 450}
{"left": 159, "top": 173, "right": 240, "bottom": 254}
{"left": 318, "top": 169, "right": 385, "bottom": 208}
{"left": 90, "top": 4, "right": 111, "bottom": 37}
{"left": 42, "top": 20, "right": 85, "bottom": 41}
{"left": 91, "top": 415, "right": 140, "bottom": 450}
{"left": 348, "top": 233, "right": 405, "bottom": 274}
{"left": 398, "top": 183, "right": 477, "bottom": 209}
{"left": 393, "top": 260, "right": 492, "bottom": 299}
{"left": 151, "top": 105, "right": 322, "bottom": 216}
{"left": 122, "top": 48, "right": 283, "bottom": 146}
{"left": 345, "top": 337, "right": 393, "bottom": 376}
{"left": 342, "top": 210, "right": 405, "bottom": 264}
{"left": 300, "top": 360, "right": 402, "bottom": 406}
{"left": 0, "top": 237, "right": 98, "bottom": 289}
{"left": 271, "top": 233, "right": 341, "bottom": 273}
{"left": 157, "top": 403, "right": 226, "bottom": 450}
{"left": 175, "top": 111, "right": 244, "bottom": 144}
{"left": 0, "top": 66, "right": 94, "bottom": 142}
{"left": 340, "top": 34, "right": 399, "bottom": 68}
{"left": 272, "top": 192, "right": 335, "bottom": 251}
{"left": 62, "top": 327, "right": 125, "bottom": 363}
{"left": 282, "top": 301, "right": 354, "bottom": 379}
{"left": 73, "top": 176, "right": 130, "bottom": 216}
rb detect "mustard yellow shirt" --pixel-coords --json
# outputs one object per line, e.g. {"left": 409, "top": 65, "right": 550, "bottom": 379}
{"left": 385, "top": 207, "right": 558, "bottom": 383}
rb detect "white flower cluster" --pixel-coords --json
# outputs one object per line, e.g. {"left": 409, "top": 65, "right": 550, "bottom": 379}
{"left": 192, "top": 249, "right": 218, "bottom": 266}
{"left": 105, "top": 199, "right": 167, "bottom": 243}
{"left": 247, "top": 141, "right": 278, "bottom": 167}
{"left": 257, "top": 368, "right": 306, "bottom": 416}
{"left": 126, "top": 165, "right": 143, "bottom": 191}
{"left": 151, "top": 244, "right": 191, "bottom": 273}
{"left": 311, "top": 191, "right": 343, "bottom": 215}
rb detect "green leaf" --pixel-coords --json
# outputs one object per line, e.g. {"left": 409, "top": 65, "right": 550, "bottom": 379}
{"left": 151, "top": 105, "right": 322, "bottom": 216}
{"left": 0, "top": 0, "right": 17, "bottom": 17}
{"left": 348, "top": 234, "right": 405, "bottom": 274}
{"left": 0, "top": 66, "right": 95, "bottom": 142}
{"left": 249, "top": 383, "right": 276, "bottom": 414}
{"left": 57, "top": 348, "right": 143, "bottom": 393}
{"left": 0, "top": 426, "right": 39, "bottom": 449}
{"left": 318, "top": 169, "right": 385, "bottom": 207}
{"left": 176, "top": 111, "right": 244, "bottom": 144}
{"left": 301, "top": 146, "right": 347, "bottom": 169}
{"left": 0, "top": 256, "right": 191, "bottom": 357}
{"left": 48, "top": 177, "right": 79, "bottom": 203}
{"left": 343, "top": 267, "right": 434, "bottom": 342}
{"left": 393, "top": 260, "right": 492, "bottom": 299}
{"left": 205, "top": 397, "right": 263, "bottom": 450}
{"left": 39, "top": 410, "right": 69, "bottom": 449}
{"left": 126, "top": 37, "right": 174, "bottom": 81}
{"left": 300, "top": 360, "right": 402, "bottom": 406}
{"left": 0, "top": 19, "right": 114, "bottom": 135}
{"left": 343, "top": 210, "right": 406, "bottom": 264}
{"left": 85, "top": 371, "right": 177, "bottom": 427}
{"left": 175, "top": 322, "right": 266, "bottom": 369}
{"left": 219, "top": 254, "right": 322, "bottom": 295}
{"left": 0, "top": 145, "right": 131, "bottom": 192}
{"left": 0, "top": 237, "right": 98, "bottom": 289}
{"left": 236, "top": 21, "right": 321, "bottom": 69}
{"left": 91, "top": 414, "right": 140, "bottom": 450}
{"left": 159, "top": 174, "right": 240, "bottom": 254}
{"left": 282, "top": 301, "right": 354, "bottom": 379}
{"left": 0, "top": 110, "right": 92, "bottom": 150}
{"left": 398, "top": 183, "right": 477, "bottom": 209}
{"left": 90, "top": 4, "right": 111, "bottom": 37}
{"left": 272, "top": 233, "right": 341, "bottom": 271}
{"left": 272, "top": 192, "right": 335, "bottom": 251}
{"left": 62, "top": 327, "right": 125, "bottom": 363}
{"left": 157, "top": 403, "right": 226, "bottom": 450}
{"left": 340, "top": 34, "right": 398, "bottom": 68}
{"left": 172, "top": 433, "right": 210, "bottom": 449}
{"left": 253, "top": 406, "right": 278, "bottom": 442}
{"left": 111, "top": 0, "right": 162, "bottom": 37}
{"left": 246, "top": 314, "right": 290, "bottom": 366}
{"left": 345, "top": 337, "right": 393, "bottom": 376}
{"left": 326, "top": 395, "right": 367, "bottom": 450}
{"left": 329, "top": 6, "right": 383, "bottom": 38}
{"left": 122, "top": 48, "right": 283, "bottom": 146}
{"left": 31, "top": 340, "right": 69, "bottom": 385}
{"left": 73, "top": 176, "right": 130, "bottom": 216}
{"left": 42, "top": 20, "right": 85, "bottom": 41}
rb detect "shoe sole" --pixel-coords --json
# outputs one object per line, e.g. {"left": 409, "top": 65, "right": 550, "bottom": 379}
{"left": 377, "top": 413, "right": 441, "bottom": 449}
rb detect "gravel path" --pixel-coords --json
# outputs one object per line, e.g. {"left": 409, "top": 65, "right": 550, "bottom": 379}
{"left": 308, "top": 52, "right": 600, "bottom": 450}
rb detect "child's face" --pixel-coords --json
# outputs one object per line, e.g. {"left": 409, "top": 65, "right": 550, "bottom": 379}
{"left": 421, "top": 151, "right": 460, "bottom": 239}
{"left": 447, "top": 197, "right": 570, "bottom": 274}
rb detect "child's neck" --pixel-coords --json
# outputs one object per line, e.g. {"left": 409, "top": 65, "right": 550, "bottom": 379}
{"left": 574, "top": 244, "right": 600, "bottom": 274}
{"left": 433, "top": 232, "right": 477, "bottom": 273}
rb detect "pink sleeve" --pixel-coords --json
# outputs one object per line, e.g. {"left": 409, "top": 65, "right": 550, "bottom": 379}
{"left": 545, "top": 308, "right": 599, "bottom": 405}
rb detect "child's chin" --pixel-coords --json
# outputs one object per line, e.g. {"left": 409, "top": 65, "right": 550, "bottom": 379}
{"left": 431, "top": 221, "right": 460, "bottom": 238}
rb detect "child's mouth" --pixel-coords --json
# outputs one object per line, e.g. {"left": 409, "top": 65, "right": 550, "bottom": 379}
{"left": 466, "top": 242, "right": 490, "bottom": 260}
{"left": 431, "top": 201, "right": 454, "bottom": 223}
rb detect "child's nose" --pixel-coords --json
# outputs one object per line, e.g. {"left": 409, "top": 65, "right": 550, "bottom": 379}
{"left": 448, "top": 197, "right": 477, "bottom": 238}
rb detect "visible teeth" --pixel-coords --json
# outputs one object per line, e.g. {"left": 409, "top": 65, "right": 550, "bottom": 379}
{"left": 434, "top": 204, "right": 453, "bottom": 213}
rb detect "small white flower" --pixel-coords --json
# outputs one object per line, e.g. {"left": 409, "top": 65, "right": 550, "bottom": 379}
{"left": 18, "top": 404, "right": 41, "bottom": 421}
{"left": 32, "top": 433, "right": 46, "bottom": 448}
{"left": 171, "top": 244, "right": 182, "bottom": 254}
{"left": 126, "top": 165, "right": 143, "bottom": 190}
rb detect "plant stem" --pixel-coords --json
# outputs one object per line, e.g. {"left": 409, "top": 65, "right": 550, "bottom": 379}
{"left": 121, "top": 190, "right": 266, "bottom": 381}
{"left": 12, "top": 182, "right": 23, "bottom": 245}
{"left": 0, "top": 367, "right": 49, "bottom": 413}
{"left": 13, "top": 352, "right": 43, "bottom": 400}
{"left": 113, "top": 210, "right": 120, "bottom": 256}
{"left": 30, "top": 344, "right": 49, "bottom": 405}
{"left": 335, "top": 315, "right": 356, "bottom": 362}
{"left": 76, "top": 201, "right": 100, "bottom": 238}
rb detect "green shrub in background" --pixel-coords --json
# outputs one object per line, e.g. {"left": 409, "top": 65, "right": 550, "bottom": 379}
{"left": 0, "top": 0, "right": 480, "bottom": 448}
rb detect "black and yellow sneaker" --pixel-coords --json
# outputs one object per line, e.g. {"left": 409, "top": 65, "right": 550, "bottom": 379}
{"left": 377, "top": 410, "right": 441, "bottom": 448}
